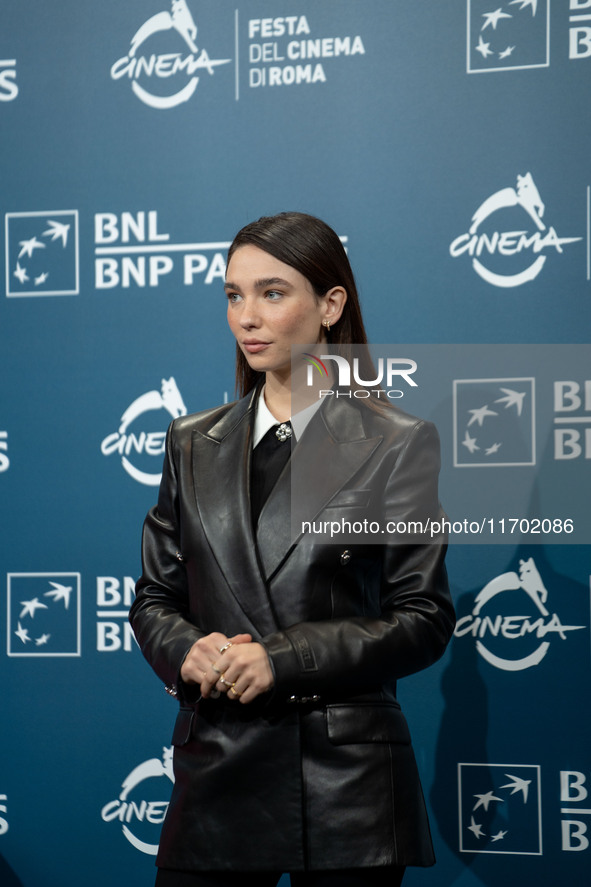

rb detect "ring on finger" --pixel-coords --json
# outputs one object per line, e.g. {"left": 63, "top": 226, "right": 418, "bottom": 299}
{"left": 211, "top": 663, "right": 222, "bottom": 675}
{"left": 229, "top": 685, "right": 242, "bottom": 698}
{"left": 219, "top": 642, "right": 233, "bottom": 654}
{"left": 219, "top": 675, "right": 230, "bottom": 686}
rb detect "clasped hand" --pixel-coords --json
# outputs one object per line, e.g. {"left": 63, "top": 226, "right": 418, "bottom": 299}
{"left": 180, "top": 632, "right": 274, "bottom": 704}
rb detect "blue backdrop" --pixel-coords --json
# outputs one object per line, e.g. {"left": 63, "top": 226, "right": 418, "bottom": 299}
{"left": 1, "top": 2, "right": 590, "bottom": 885}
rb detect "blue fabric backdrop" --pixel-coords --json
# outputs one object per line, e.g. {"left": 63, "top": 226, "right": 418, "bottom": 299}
{"left": 1, "top": 2, "right": 590, "bottom": 885}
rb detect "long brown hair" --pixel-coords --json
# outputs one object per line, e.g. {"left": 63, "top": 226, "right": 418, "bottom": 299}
{"left": 227, "top": 212, "right": 378, "bottom": 399}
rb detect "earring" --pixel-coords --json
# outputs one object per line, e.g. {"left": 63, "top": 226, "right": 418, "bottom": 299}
{"left": 323, "top": 319, "right": 331, "bottom": 331}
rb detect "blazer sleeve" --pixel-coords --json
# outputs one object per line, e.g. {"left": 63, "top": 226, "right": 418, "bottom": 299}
{"left": 259, "top": 419, "right": 455, "bottom": 698}
{"left": 129, "top": 421, "right": 205, "bottom": 697}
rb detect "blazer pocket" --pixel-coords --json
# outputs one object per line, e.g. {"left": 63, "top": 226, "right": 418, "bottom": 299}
{"left": 325, "top": 489, "right": 372, "bottom": 509}
{"left": 171, "top": 707, "right": 195, "bottom": 747}
{"left": 326, "top": 703, "right": 411, "bottom": 745}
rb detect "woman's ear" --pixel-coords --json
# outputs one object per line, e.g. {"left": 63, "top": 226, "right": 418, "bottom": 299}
{"left": 323, "top": 286, "right": 347, "bottom": 326}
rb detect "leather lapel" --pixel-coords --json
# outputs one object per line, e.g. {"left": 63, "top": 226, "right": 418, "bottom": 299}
{"left": 191, "top": 390, "right": 281, "bottom": 636}
{"left": 256, "top": 397, "right": 383, "bottom": 582}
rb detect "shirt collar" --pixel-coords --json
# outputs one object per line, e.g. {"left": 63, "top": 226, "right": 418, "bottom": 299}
{"left": 253, "top": 387, "right": 323, "bottom": 448}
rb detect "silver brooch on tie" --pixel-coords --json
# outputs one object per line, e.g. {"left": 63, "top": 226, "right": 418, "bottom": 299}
{"left": 275, "top": 423, "right": 292, "bottom": 442}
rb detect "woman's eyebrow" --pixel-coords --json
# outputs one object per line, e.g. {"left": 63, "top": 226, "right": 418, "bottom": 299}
{"left": 224, "top": 277, "right": 292, "bottom": 291}
{"left": 254, "top": 277, "right": 292, "bottom": 288}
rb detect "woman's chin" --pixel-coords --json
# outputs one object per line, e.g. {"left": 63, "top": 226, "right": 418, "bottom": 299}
{"left": 243, "top": 351, "right": 291, "bottom": 378}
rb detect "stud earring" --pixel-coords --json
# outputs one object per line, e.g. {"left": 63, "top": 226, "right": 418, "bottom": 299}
{"left": 323, "top": 319, "right": 331, "bottom": 331}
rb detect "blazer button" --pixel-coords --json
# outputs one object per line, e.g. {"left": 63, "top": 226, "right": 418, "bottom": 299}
{"left": 340, "top": 549, "right": 352, "bottom": 566}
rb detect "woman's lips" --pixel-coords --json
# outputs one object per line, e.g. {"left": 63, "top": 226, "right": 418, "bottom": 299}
{"left": 242, "top": 341, "right": 270, "bottom": 354}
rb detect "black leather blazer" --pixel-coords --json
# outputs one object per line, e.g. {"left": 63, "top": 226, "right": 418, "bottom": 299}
{"left": 130, "top": 389, "right": 455, "bottom": 873}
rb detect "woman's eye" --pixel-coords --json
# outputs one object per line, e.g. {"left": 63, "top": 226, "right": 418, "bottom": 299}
{"left": 266, "top": 290, "right": 282, "bottom": 300}
{"left": 226, "top": 292, "right": 241, "bottom": 303}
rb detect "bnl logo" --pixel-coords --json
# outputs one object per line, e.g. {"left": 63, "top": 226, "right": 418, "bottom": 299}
{"left": 7, "top": 573, "right": 81, "bottom": 656}
{"left": 454, "top": 378, "right": 535, "bottom": 467}
{"left": 5, "top": 211, "right": 79, "bottom": 297}
{"left": 459, "top": 764, "right": 591, "bottom": 854}
{"left": 458, "top": 763, "right": 542, "bottom": 855}
{"left": 467, "top": 0, "right": 550, "bottom": 73}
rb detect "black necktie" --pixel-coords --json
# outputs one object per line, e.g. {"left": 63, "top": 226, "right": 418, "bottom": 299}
{"left": 251, "top": 423, "right": 292, "bottom": 525}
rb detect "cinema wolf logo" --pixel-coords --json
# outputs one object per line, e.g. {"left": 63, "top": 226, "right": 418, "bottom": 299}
{"left": 454, "top": 557, "right": 586, "bottom": 671}
{"left": 101, "top": 747, "right": 174, "bottom": 854}
{"left": 111, "top": 0, "right": 231, "bottom": 109}
{"left": 449, "top": 172, "right": 581, "bottom": 288}
{"left": 101, "top": 378, "right": 187, "bottom": 486}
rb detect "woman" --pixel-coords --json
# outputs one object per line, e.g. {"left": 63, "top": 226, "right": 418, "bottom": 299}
{"left": 130, "top": 212, "right": 455, "bottom": 887}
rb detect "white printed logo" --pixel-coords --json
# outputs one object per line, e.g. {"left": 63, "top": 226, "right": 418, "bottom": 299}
{"left": 0, "top": 793, "right": 7, "bottom": 836}
{"left": 101, "top": 748, "right": 174, "bottom": 854}
{"left": 458, "top": 763, "right": 542, "bottom": 854}
{"left": 246, "top": 14, "right": 365, "bottom": 91}
{"left": 454, "top": 377, "right": 535, "bottom": 466}
{"left": 554, "top": 378, "right": 591, "bottom": 460}
{"left": 561, "top": 768, "right": 591, "bottom": 851}
{"left": 97, "top": 575, "right": 139, "bottom": 653}
{"left": 570, "top": 0, "right": 591, "bottom": 59}
{"left": 94, "top": 210, "right": 229, "bottom": 290}
{"left": 0, "top": 431, "right": 8, "bottom": 473}
{"left": 0, "top": 60, "right": 18, "bottom": 101}
{"left": 111, "top": 0, "right": 231, "bottom": 109}
{"left": 454, "top": 557, "right": 585, "bottom": 670}
{"left": 101, "top": 378, "right": 187, "bottom": 486}
{"left": 467, "top": 0, "right": 550, "bottom": 73}
{"left": 5, "top": 211, "right": 79, "bottom": 297}
{"left": 7, "top": 573, "right": 81, "bottom": 657}
{"left": 450, "top": 173, "right": 582, "bottom": 287}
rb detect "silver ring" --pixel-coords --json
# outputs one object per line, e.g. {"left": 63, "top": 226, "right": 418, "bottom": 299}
{"left": 219, "top": 675, "right": 230, "bottom": 686}
{"left": 219, "top": 642, "right": 233, "bottom": 654}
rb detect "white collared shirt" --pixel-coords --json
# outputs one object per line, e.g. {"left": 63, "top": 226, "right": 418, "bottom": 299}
{"left": 253, "top": 388, "right": 322, "bottom": 448}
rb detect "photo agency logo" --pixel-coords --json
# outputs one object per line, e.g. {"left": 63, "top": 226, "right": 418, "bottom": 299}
{"left": 100, "top": 378, "right": 187, "bottom": 486}
{"left": 101, "top": 747, "right": 174, "bottom": 854}
{"left": 302, "top": 350, "right": 418, "bottom": 401}
{"left": 454, "top": 557, "right": 586, "bottom": 671}
{"left": 450, "top": 173, "right": 582, "bottom": 287}
{"left": 111, "top": 0, "right": 231, "bottom": 108}
{"left": 454, "top": 377, "right": 535, "bottom": 467}
{"left": 7, "top": 573, "right": 81, "bottom": 657}
{"left": 4, "top": 211, "right": 79, "bottom": 297}
{"left": 458, "top": 763, "right": 542, "bottom": 854}
{"left": 467, "top": 0, "right": 550, "bottom": 73}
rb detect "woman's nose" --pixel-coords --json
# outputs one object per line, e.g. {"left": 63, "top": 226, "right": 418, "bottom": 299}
{"left": 238, "top": 297, "right": 261, "bottom": 328}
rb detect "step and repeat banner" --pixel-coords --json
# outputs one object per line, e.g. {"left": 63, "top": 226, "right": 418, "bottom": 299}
{"left": 1, "top": 2, "right": 590, "bottom": 886}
